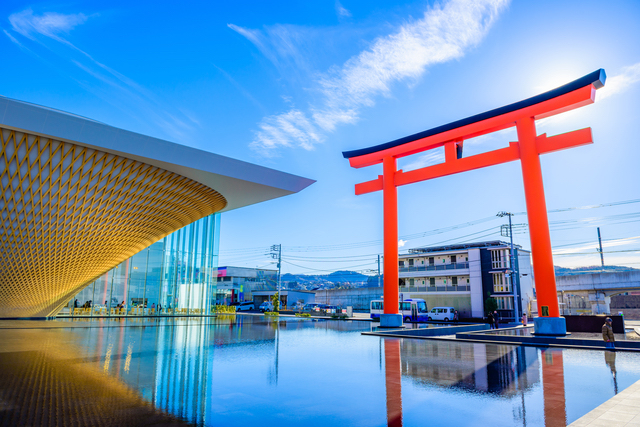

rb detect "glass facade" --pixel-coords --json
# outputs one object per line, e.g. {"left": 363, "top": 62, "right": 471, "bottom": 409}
{"left": 62, "top": 213, "right": 220, "bottom": 317}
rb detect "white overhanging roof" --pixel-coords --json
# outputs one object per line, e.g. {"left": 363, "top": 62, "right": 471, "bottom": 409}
{"left": 0, "top": 96, "right": 315, "bottom": 212}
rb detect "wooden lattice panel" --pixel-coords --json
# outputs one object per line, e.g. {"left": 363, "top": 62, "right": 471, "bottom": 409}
{"left": 0, "top": 127, "right": 227, "bottom": 318}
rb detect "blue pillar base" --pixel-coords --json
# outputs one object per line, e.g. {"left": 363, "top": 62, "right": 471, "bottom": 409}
{"left": 379, "top": 314, "right": 403, "bottom": 328}
{"left": 533, "top": 317, "right": 567, "bottom": 336}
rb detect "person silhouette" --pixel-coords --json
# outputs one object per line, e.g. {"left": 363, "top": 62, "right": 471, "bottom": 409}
{"left": 605, "top": 350, "right": 618, "bottom": 394}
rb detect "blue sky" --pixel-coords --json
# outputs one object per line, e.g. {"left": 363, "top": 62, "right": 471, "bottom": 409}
{"left": 2, "top": 0, "right": 640, "bottom": 274}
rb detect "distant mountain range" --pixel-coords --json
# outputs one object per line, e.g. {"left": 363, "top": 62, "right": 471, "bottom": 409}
{"left": 555, "top": 265, "right": 638, "bottom": 276}
{"left": 282, "top": 270, "right": 370, "bottom": 285}
{"left": 281, "top": 266, "right": 637, "bottom": 290}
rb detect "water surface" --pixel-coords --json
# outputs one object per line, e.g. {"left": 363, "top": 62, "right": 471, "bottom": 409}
{"left": 0, "top": 315, "right": 637, "bottom": 426}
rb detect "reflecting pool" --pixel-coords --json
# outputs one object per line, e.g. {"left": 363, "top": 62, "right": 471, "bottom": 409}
{"left": 0, "top": 315, "right": 638, "bottom": 426}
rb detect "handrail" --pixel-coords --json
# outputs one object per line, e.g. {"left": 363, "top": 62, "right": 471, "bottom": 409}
{"left": 399, "top": 261, "right": 469, "bottom": 272}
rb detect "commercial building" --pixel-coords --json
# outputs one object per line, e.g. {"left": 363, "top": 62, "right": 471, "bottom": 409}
{"left": 252, "top": 289, "right": 316, "bottom": 309}
{"left": 398, "top": 241, "right": 534, "bottom": 320}
{"left": 0, "top": 96, "right": 314, "bottom": 318}
{"left": 64, "top": 214, "right": 221, "bottom": 316}
{"left": 216, "top": 266, "right": 278, "bottom": 304}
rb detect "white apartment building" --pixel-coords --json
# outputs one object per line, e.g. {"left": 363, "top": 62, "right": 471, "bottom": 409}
{"left": 398, "top": 241, "right": 535, "bottom": 320}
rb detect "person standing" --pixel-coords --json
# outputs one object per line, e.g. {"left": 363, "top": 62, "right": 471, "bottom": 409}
{"left": 602, "top": 317, "right": 615, "bottom": 350}
{"left": 493, "top": 310, "right": 500, "bottom": 329}
{"left": 487, "top": 311, "right": 495, "bottom": 329}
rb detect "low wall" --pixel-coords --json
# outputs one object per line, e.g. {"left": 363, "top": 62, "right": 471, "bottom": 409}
{"left": 612, "top": 308, "right": 640, "bottom": 320}
{"left": 564, "top": 315, "right": 625, "bottom": 333}
{"left": 314, "top": 287, "right": 383, "bottom": 311}
{"left": 611, "top": 295, "right": 640, "bottom": 309}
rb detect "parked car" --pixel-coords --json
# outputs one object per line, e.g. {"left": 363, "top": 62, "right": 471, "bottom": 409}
{"left": 428, "top": 307, "right": 456, "bottom": 322}
{"left": 302, "top": 303, "right": 322, "bottom": 312}
{"left": 236, "top": 301, "right": 254, "bottom": 312}
{"left": 259, "top": 301, "right": 274, "bottom": 312}
{"left": 289, "top": 301, "right": 304, "bottom": 310}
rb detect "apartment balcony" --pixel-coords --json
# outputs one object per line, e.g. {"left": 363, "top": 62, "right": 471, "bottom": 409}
{"left": 398, "top": 261, "right": 469, "bottom": 273}
{"left": 399, "top": 285, "right": 471, "bottom": 293}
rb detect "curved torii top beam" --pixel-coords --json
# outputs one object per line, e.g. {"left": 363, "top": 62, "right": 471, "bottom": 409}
{"left": 343, "top": 69, "right": 606, "bottom": 167}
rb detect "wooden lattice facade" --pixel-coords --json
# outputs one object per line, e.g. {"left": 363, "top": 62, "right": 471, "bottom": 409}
{"left": 0, "top": 127, "right": 227, "bottom": 318}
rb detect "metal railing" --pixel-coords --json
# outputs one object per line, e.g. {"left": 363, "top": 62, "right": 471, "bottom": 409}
{"left": 399, "top": 285, "right": 470, "bottom": 293}
{"left": 398, "top": 261, "right": 469, "bottom": 273}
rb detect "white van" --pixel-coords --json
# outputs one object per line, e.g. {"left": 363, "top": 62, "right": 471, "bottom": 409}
{"left": 428, "top": 307, "right": 456, "bottom": 322}
{"left": 259, "top": 301, "right": 274, "bottom": 312}
{"left": 370, "top": 298, "right": 428, "bottom": 322}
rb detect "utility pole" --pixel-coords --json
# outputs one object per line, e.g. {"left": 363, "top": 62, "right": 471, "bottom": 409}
{"left": 597, "top": 227, "right": 605, "bottom": 269}
{"left": 377, "top": 254, "right": 381, "bottom": 288}
{"left": 498, "top": 211, "right": 519, "bottom": 323}
{"left": 271, "top": 244, "right": 282, "bottom": 308}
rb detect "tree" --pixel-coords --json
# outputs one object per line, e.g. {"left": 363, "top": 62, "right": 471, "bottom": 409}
{"left": 271, "top": 292, "right": 280, "bottom": 312}
{"left": 485, "top": 297, "right": 498, "bottom": 315}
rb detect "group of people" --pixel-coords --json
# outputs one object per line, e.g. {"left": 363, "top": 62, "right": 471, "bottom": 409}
{"left": 74, "top": 299, "right": 92, "bottom": 309}
{"left": 487, "top": 310, "right": 501, "bottom": 329}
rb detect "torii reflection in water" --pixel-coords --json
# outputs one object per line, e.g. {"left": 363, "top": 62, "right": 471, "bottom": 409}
{"left": 382, "top": 339, "right": 570, "bottom": 427}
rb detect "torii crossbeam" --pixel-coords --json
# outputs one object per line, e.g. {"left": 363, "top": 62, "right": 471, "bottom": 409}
{"left": 343, "top": 69, "right": 606, "bottom": 335}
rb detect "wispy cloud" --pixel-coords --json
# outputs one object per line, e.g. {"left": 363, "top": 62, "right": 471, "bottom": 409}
{"left": 231, "top": 0, "right": 510, "bottom": 156}
{"left": 9, "top": 8, "right": 87, "bottom": 41}
{"left": 5, "top": 8, "right": 199, "bottom": 142}
{"left": 553, "top": 235, "right": 640, "bottom": 255}
{"left": 335, "top": 1, "right": 352, "bottom": 19}
{"left": 599, "top": 62, "right": 640, "bottom": 100}
{"left": 213, "top": 64, "right": 266, "bottom": 113}
{"left": 228, "top": 23, "right": 313, "bottom": 78}
{"left": 250, "top": 109, "right": 322, "bottom": 155}
{"left": 402, "top": 147, "right": 445, "bottom": 171}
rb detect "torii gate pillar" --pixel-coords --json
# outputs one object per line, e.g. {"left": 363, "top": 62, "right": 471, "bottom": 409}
{"left": 517, "top": 117, "right": 565, "bottom": 334}
{"left": 381, "top": 156, "right": 402, "bottom": 328}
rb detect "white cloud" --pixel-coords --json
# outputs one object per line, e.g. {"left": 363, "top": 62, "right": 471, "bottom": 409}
{"left": 250, "top": 109, "right": 322, "bottom": 156}
{"left": 228, "top": 23, "right": 312, "bottom": 77}
{"left": 234, "top": 0, "right": 510, "bottom": 155}
{"left": 402, "top": 147, "right": 445, "bottom": 171}
{"left": 6, "top": 8, "right": 200, "bottom": 142}
{"left": 553, "top": 235, "right": 640, "bottom": 255}
{"left": 398, "top": 239, "right": 407, "bottom": 248}
{"left": 9, "top": 9, "right": 87, "bottom": 41}
{"left": 335, "top": 1, "right": 352, "bottom": 19}
{"left": 599, "top": 62, "right": 640, "bottom": 100}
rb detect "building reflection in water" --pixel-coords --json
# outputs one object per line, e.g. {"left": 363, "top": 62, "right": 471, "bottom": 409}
{"left": 398, "top": 339, "right": 540, "bottom": 396}
{"left": 58, "top": 316, "right": 283, "bottom": 425}
{"left": 0, "top": 323, "right": 190, "bottom": 426}
{"left": 382, "top": 338, "right": 574, "bottom": 427}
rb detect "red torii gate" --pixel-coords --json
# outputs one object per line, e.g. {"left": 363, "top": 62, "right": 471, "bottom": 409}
{"left": 343, "top": 69, "right": 606, "bottom": 334}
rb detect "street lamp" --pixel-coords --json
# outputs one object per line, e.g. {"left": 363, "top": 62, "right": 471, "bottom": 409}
{"left": 497, "top": 211, "right": 519, "bottom": 322}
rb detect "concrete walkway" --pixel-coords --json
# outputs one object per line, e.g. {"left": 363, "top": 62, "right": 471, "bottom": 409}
{"left": 569, "top": 377, "right": 640, "bottom": 426}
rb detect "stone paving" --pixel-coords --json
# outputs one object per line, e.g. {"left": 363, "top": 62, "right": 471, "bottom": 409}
{"left": 570, "top": 377, "right": 640, "bottom": 426}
